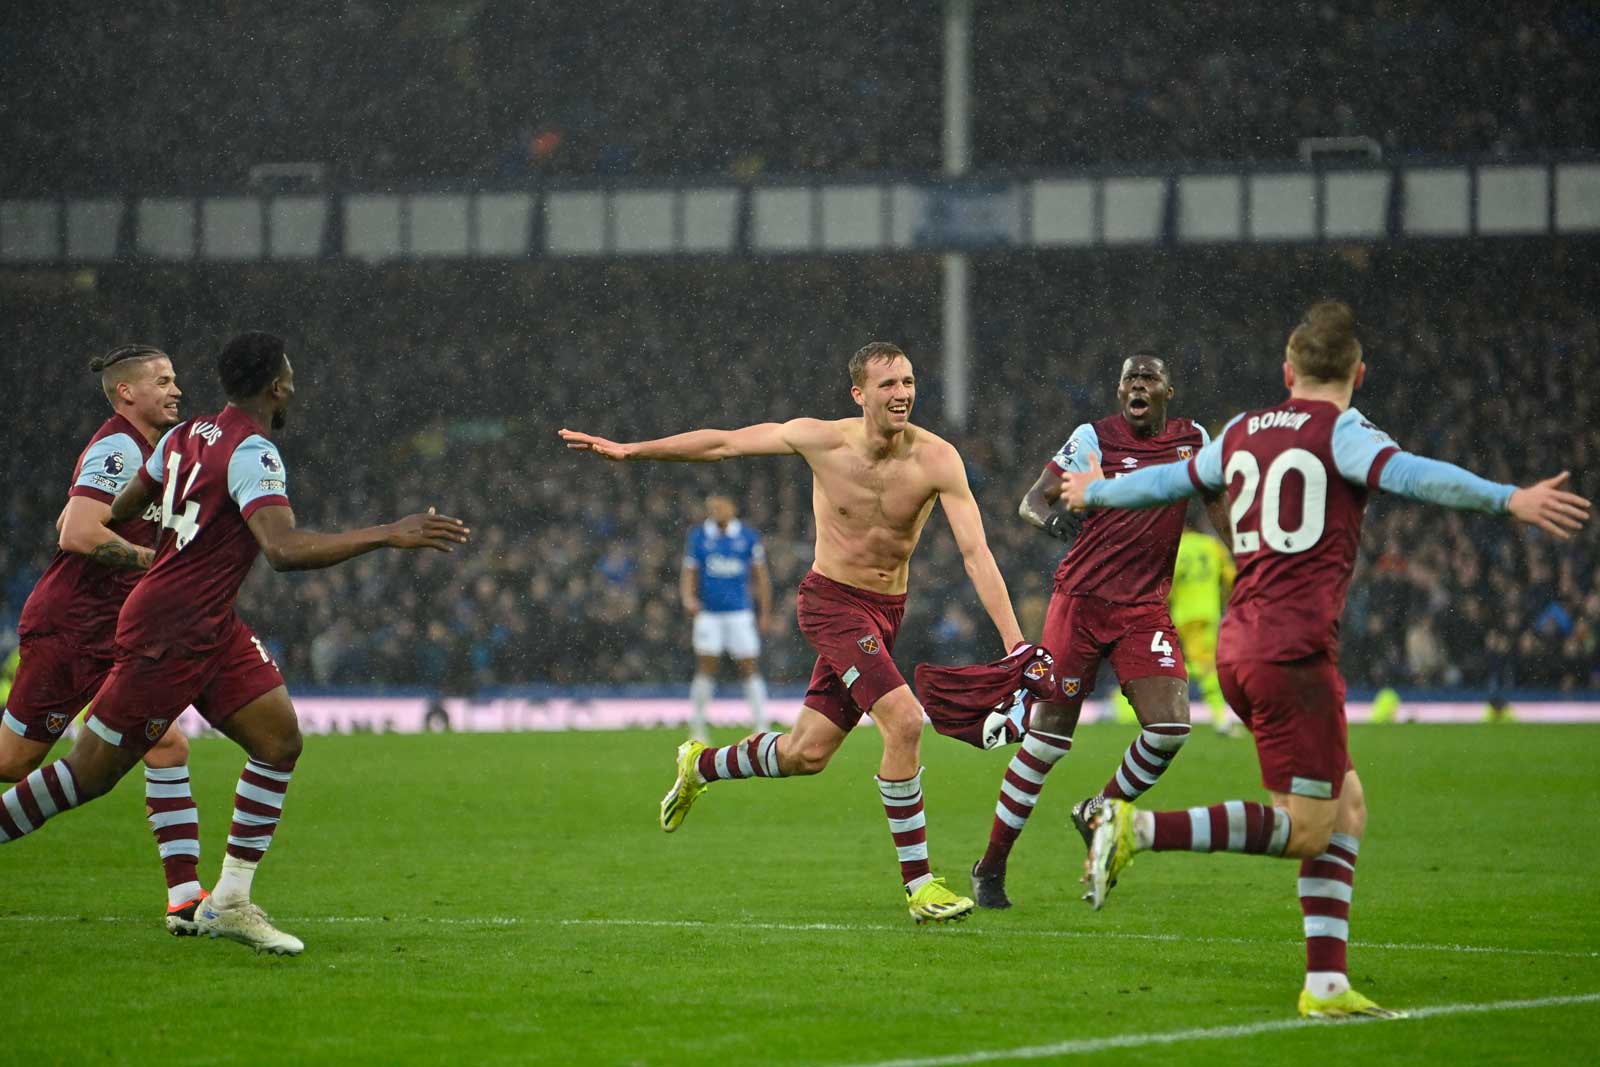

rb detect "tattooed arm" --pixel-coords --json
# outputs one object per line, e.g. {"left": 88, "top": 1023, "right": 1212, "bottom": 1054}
{"left": 58, "top": 496, "right": 154, "bottom": 571}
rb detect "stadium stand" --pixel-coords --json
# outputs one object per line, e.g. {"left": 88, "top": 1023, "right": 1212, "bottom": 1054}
{"left": 3, "top": 242, "right": 1594, "bottom": 693}
{"left": 4, "top": 1, "right": 1594, "bottom": 193}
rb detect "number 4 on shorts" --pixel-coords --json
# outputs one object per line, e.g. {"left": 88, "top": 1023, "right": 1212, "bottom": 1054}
{"left": 1150, "top": 630, "right": 1173, "bottom": 657}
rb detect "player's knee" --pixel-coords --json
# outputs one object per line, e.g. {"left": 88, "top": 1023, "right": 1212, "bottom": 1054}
{"left": 877, "top": 710, "right": 924, "bottom": 753}
{"left": 250, "top": 726, "right": 303, "bottom": 769}
{"left": 145, "top": 728, "right": 190, "bottom": 769}
{"left": 1030, "top": 700, "right": 1081, "bottom": 738}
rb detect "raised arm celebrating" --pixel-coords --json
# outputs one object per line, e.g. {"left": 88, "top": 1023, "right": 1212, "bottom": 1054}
{"left": 559, "top": 418, "right": 837, "bottom": 463}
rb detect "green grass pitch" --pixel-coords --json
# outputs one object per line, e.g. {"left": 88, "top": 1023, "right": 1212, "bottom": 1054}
{"left": 4, "top": 723, "right": 1598, "bottom": 1065}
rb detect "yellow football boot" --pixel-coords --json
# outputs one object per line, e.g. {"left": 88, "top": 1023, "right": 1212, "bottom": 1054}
{"left": 659, "top": 740, "right": 708, "bottom": 833}
{"left": 906, "top": 877, "right": 975, "bottom": 924}
{"left": 1297, "top": 987, "right": 1408, "bottom": 1020}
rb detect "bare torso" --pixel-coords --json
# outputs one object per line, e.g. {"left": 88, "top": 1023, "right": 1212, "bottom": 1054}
{"left": 800, "top": 419, "right": 947, "bottom": 594}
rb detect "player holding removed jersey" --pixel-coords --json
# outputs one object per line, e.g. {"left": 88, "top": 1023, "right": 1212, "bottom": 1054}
{"left": 563, "top": 341, "right": 1027, "bottom": 924}
{"left": 0, "top": 333, "right": 469, "bottom": 955}
{"left": 1064, "top": 302, "right": 1590, "bottom": 1019}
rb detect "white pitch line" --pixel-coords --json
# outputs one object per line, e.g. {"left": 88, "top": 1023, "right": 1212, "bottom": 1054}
{"left": 829, "top": 992, "right": 1600, "bottom": 1067}
{"left": 553, "top": 917, "right": 1600, "bottom": 960}
{"left": 2, "top": 912, "right": 1596, "bottom": 961}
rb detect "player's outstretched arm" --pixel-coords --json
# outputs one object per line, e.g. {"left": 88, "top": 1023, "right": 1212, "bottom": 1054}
{"left": 934, "top": 443, "right": 1025, "bottom": 652}
{"left": 1372, "top": 454, "right": 1590, "bottom": 539}
{"left": 1064, "top": 453, "right": 1201, "bottom": 512}
{"left": 559, "top": 419, "right": 834, "bottom": 463}
{"left": 58, "top": 496, "right": 154, "bottom": 570}
{"left": 246, "top": 505, "right": 470, "bottom": 572}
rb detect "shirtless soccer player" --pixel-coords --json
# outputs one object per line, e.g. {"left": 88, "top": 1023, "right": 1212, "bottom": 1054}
{"left": 970, "top": 352, "right": 1229, "bottom": 910}
{"left": 1065, "top": 302, "right": 1590, "bottom": 1018}
{"left": 0, "top": 332, "right": 470, "bottom": 955}
{"left": 3, "top": 345, "right": 212, "bottom": 932}
{"left": 561, "top": 341, "right": 1027, "bottom": 923}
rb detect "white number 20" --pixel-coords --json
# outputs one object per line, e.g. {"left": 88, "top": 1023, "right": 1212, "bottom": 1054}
{"left": 1224, "top": 448, "right": 1327, "bottom": 556}
{"left": 160, "top": 451, "right": 204, "bottom": 551}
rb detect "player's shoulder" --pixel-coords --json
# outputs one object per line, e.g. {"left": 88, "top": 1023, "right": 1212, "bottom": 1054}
{"left": 788, "top": 416, "right": 849, "bottom": 443}
{"left": 1336, "top": 405, "right": 1389, "bottom": 435}
{"left": 909, "top": 424, "right": 961, "bottom": 463}
{"left": 80, "top": 422, "right": 143, "bottom": 463}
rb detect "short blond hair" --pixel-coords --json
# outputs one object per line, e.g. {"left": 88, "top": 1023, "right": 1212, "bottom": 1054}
{"left": 848, "top": 341, "right": 906, "bottom": 387}
{"left": 1287, "top": 301, "right": 1361, "bottom": 383}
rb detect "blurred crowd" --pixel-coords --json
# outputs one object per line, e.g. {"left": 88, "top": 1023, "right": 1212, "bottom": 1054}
{"left": 4, "top": 1, "right": 1596, "bottom": 194}
{"left": 1, "top": 243, "right": 1595, "bottom": 696}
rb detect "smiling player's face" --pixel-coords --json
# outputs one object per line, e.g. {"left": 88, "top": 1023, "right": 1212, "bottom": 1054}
{"left": 854, "top": 355, "right": 915, "bottom": 432}
{"left": 1117, "top": 355, "right": 1172, "bottom": 436}
{"left": 125, "top": 357, "right": 182, "bottom": 430}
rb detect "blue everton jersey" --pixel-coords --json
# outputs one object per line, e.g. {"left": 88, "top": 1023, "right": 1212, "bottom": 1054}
{"left": 685, "top": 519, "right": 765, "bottom": 613}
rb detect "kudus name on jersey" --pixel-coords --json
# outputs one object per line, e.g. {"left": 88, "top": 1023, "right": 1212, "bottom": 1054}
{"left": 1246, "top": 411, "right": 1312, "bottom": 435}
{"left": 188, "top": 420, "right": 224, "bottom": 446}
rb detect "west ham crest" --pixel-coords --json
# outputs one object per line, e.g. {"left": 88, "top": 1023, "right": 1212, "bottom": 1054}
{"left": 1062, "top": 677, "right": 1082, "bottom": 697}
{"left": 1176, "top": 445, "right": 1195, "bottom": 460}
{"left": 45, "top": 712, "right": 69, "bottom": 735}
{"left": 856, "top": 634, "right": 880, "bottom": 655}
{"left": 144, "top": 718, "right": 170, "bottom": 742}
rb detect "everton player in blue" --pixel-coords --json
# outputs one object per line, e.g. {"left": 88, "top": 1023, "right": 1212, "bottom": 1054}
{"left": 680, "top": 495, "right": 772, "bottom": 740}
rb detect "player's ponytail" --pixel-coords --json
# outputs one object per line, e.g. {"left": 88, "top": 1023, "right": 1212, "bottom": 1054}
{"left": 1287, "top": 300, "right": 1361, "bottom": 382}
{"left": 90, "top": 344, "right": 166, "bottom": 374}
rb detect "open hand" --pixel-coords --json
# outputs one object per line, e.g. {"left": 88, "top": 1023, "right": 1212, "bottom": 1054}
{"left": 1508, "top": 471, "right": 1591, "bottom": 540}
{"left": 1061, "top": 452, "right": 1105, "bottom": 511}
{"left": 559, "top": 429, "right": 631, "bottom": 461}
{"left": 388, "top": 507, "right": 471, "bottom": 552}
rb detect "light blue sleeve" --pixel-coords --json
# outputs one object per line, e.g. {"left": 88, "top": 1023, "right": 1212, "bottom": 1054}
{"left": 1377, "top": 453, "right": 1515, "bottom": 514}
{"left": 1083, "top": 460, "right": 1198, "bottom": 510}
{"left": 227, "top": 435, "right": 290, "bottom": 512}
{"left": 74, "top": 432, "right": 142, "bottom": 496}
{"left": 1187, "top": 413, "right": 1241, "bottom": 492}
{"left": 142, "top": 425, "right": 184, "bottom": 483}
{"left": 1048, "top": 423, "right": 1099, "bottom": 473}
{"left": 1332, "top": 407, "right": 1513, "bottom": 512}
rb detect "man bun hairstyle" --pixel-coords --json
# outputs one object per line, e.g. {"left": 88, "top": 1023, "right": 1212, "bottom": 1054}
{"left": 848, "top": 341, "right": 907, "bottom": 387}
{"left": 90, "top": 344, "right": 168, "bottom": 406}
{"left": 218, "top": 331, "right": 287, "bottom": 401}
{"left": 1287, "top": 300, "right": 1362, "bottom": 383}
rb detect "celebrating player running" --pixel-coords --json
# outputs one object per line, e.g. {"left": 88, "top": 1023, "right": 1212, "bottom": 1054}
{"left": 1063, "top": 301, "right": 1590, "bottom": 1019}
{"left": 0, "top": 332, "right": 470, "bottom": 955}
{"left": 562, "top": 341, "right": 1028, "bottom": 924}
